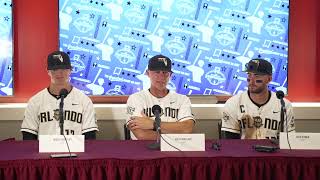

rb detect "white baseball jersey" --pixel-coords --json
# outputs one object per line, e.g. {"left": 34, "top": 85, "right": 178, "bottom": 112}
{"left": 126, "top": 89, "right": 195, "bottom": 140}
{"left": 21, "top": 87, "right": 98, "bottom": 136}
{"left": 221, "top": 91, "right": 295, "bottom": 139}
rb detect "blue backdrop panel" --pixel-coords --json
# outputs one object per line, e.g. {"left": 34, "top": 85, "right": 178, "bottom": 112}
{"left": 0, "top": 0, "right": 13, "bottom": 96}
{"left": 59, "top": 0, "right": 289, "bottom": 96}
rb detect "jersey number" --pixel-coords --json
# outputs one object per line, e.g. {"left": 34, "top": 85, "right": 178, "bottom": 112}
{"left": 65, "top": 129, "right": 75, "bottom": 135}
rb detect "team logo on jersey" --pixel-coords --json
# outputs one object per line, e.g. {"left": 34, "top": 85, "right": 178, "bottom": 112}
{"left": 222, "top": 112, "right": 230, "bottom": 122}
{"left": 127, "top": 106, "right": 135, "bottom": 115}
{"left": 53, "top": 109, "right": 59, "bottom": 121}
{"left": 290, "top": 117, "right": 295, "bottom": 128}
{"left": 253, "top": 116, "right": 263, "bottom": 128}
{"left": 241, "top": 114, "right": 263, "bottom": 128}
{"left": 53, "top": 54, "right": 64, "bottom": 62}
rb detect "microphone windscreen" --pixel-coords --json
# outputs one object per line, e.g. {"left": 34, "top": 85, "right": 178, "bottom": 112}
{"left": 276, "top": 90, "right": 284, "bottom": 99}
{"left": 152, "top": 105, "right": 162, "bottom": 114}
{"left": 59, "top": 88, "right": 68, "bottom": 97}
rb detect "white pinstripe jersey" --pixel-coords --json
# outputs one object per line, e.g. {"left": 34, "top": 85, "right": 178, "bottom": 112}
{"left": 221, "top": 91, "right": 295, "bottom": 139}
{"left": 21, "top": 87, "right": 98, "bottom": 136}
{"left": 126, "top": 90, "right": 195, "bottom": 140}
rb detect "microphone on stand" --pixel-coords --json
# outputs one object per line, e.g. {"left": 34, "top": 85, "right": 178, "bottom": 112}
{"left": 51, "top": 88, "right": 76, "bottom": 158}
{"left": 275, "top": 90, "right": 292, "bottom": 149}
{"left": 276, "top": 90, "right": 286, "bottom": 133}
{"left": 267, "top": 90, "right": 286, "bottom": 146}
{"left": 148, "top": 105, "right": 162, "bottom": 150}
{"left": 152, "top": 105, "right": 162, "bottom": 132}
{"left": 276, "top": 90, "right": 285, "bottom": 107}
{"left": 59, "top": 89, "right": 68, "bottom": 135}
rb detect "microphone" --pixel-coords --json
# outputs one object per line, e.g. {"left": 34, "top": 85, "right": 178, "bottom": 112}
{"left": 59, "top": 88, "right": 68, "bottom": 97}
{"left": 52, "top": 88, "right": 77, "bottom": 158}
{"left": 276, "top": 90, "right": 285, "bottom": 107}
{"left": 276, "top": 90, "right": 286, "bottom": 133}
{"left": 148, "top": 105, "right": 162, "bottom": 150}
{"left": 152, "top": 105, "right": 162, "bottom": 131}
{"left": 59, "top": 89, "right": 68, "bottom": 135}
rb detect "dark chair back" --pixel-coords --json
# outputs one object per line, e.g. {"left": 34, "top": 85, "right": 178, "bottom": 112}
{"left": 124, "top": 124, "right": 131, "bottom": 140}
{"left": 218, "top": 121, "right": 222, "bottom": 139}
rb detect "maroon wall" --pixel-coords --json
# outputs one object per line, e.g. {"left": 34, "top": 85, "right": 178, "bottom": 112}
{"left": 1, "top": 0, "right": 319, "bottom": 103}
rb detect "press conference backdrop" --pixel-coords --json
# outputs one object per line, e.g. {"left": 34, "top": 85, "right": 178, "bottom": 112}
{"left": 0, "top": 0, "right": 13, "bottom": 96}
{"left": 59, "top": 0, "right": 289, "bottom": 96}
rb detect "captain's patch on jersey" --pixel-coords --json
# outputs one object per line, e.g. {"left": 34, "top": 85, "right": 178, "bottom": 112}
{"left": 127, "top": 106, "right": 135, "bottom": 115}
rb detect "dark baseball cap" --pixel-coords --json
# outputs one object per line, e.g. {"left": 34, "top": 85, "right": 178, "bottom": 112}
{"left": 148, "top": 54, "right": 172, "bottom": 72}
{"left": 47, "top": 51, "right": 72, "bottom": 70}
{"left": 244, "top": 59, "right": 272, "bottom": 75}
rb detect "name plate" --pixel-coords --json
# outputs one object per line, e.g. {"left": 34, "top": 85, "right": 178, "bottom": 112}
{"left": 39, "top": 135, "right": 84, "bottom": 153}
{"left": 280, "top": 132, "right": 320, "bottom": 150}
{"left": 160, "top": 134, "right": 205, "bottom": 151}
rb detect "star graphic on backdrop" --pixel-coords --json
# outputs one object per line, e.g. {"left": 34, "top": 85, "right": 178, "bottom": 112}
{"left": 80, "top": 54, "right": 86, "bottom": 60}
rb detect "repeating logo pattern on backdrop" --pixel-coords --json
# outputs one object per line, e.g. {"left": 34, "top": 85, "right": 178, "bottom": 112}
{"left": 59, "top": 0, "right": 289, "bottom": 96}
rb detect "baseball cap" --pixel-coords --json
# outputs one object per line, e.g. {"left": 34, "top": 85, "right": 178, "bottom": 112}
{"left": 148, "top": 54, "right": 172, "bottom": 72}
{"left": 244, "top": 59, "right": 272, "bottom": 75}
{"left": 47, "top": 51, "right": 72, "bottom": 70}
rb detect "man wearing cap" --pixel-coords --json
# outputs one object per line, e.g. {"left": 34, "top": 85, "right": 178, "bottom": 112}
{"left": 126, "top": 54, "right": 195, "bottom": 140}
{"left": 21, "top": 51, "right": 98, "bottom": 140}
{"left": 221, "top": 59, "right": 295, "bottom": 139}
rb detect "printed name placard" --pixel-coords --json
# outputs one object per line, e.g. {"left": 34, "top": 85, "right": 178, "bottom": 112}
{"left": 280, "top": 132, "right": 320, "bottom": 150}
{"left": 160, "top": 134, "right": 205, "bottom": 151}
{"left": 39, "top": 135, "right": 84, "bottom": 153}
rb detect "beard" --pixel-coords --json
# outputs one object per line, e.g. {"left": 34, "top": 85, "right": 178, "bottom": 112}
{"left": 248, "top": 85, "right": 265, "bottom": 94}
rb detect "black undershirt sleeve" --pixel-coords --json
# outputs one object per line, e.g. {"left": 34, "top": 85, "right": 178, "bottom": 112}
{"left": 22, "top": 132, "right": 38, "bottom": 140}
{"left": 83, "top": 131, "right": 96, "bottom": 140}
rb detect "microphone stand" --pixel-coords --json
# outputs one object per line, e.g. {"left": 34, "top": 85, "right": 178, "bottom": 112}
{"left": 59, "top": 95, "right": 65, "bottom": 135}
{"left": 51, "top": 89, "right": 78, "bottom": 158}
{"left": 148, "top": 112, "right": 161, "bottom": 150}
{"left": 272, "top": 95, "right": 286, "bottom": 145}
{"left": 280, "top": 101, "right": 285, "bottom": 133}
{"left": 278, "top": 93, "right": 286, "bottom": 136}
